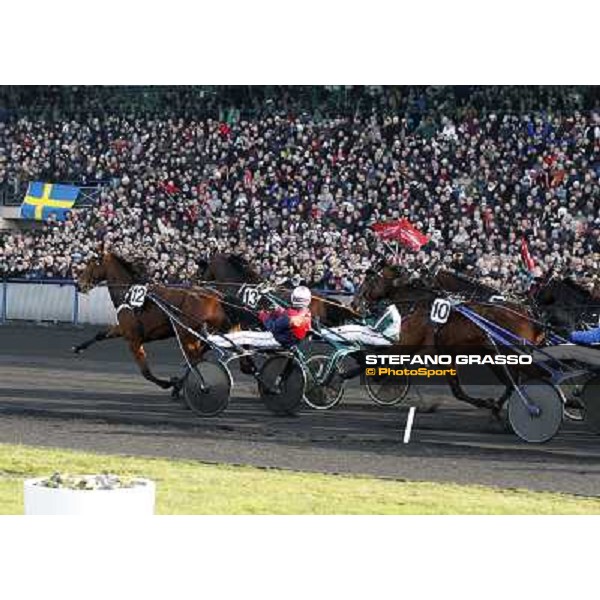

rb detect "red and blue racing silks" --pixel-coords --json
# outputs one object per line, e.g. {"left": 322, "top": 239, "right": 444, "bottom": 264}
{"left": 258, "top": 307, "right": 312, "bottom": 347}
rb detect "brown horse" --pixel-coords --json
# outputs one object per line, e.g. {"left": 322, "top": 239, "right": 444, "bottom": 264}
{"left": 197, "top": 253, "right": 364, "bottom": 375}
{"left": 201, "top": 253, "right": 361, "bottom": 326}
{"left": 76, "top": 253, "right": 227, "bottom": 390}
{"left": 73, "top": 252, "right": 360, "bottom": 377}
{"left": 352, "top": 264, "right": 544, "bottom": 413}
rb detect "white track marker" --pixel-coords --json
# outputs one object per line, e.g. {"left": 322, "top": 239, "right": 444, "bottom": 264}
{"left": 403, "top": 407, "right": 416, "bottom": 444}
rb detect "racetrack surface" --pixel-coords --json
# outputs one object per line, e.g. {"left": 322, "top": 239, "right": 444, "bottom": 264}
{"left": 0, "top": 323, "right": 599, "bottom": 498}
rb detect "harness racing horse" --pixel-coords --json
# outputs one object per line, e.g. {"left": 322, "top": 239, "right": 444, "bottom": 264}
{"left": 201, "top": 253, "right": 361, "bottom": 326}
{"left": 438, "top": 267, "right": 600, "bottom": 340}
{"left": 75, "top": 253, "right": 228, "bottom": 391}
{"left": 352, "top": 264, "right": 545, "bottom": 414}
{"left": 432, "top": 269, "right": 507, "bottom": 301}
{"left": 198, "top": 253, "right": 364, "bottom": 376}
{"left": 529, "top": 274, "right": 600, "bottom": 333}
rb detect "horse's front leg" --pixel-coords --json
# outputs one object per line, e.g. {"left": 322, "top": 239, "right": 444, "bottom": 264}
{"left": 487, "top": 364, "right": 516, "bottom": 415}
{"left": 170, "top": 337, "right": 208, "bottom": 400}
{"left": 445, "top": 369, "right": 498, "bottom": 411}
{"left": 129, "top": 340, "right": 174, "bottom": 389}
{"left": 72, "top": 325, "right": 122, "bottom": 354}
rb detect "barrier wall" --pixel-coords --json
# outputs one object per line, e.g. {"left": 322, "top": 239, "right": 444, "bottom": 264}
{"left": 75, "top": 286, "right": 118, "bottom": 325}
{"left": 6, "top": 281, "right": 75, "bottom": 322}
{"left": 1, "top": 280, "right": 117, "bottom": 325}
{"left": 0, "top": 280, "right": 349, "bottom": 325}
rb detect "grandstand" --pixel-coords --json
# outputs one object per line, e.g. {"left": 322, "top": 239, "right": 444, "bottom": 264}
{"left": 1, "top": 85, "right": 600, "bottom": 291}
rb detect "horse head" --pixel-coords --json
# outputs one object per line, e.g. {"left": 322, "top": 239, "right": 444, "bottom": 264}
{"left": 77, "top": 254, "right": 107, "bottom": 294}
{"left": 77, "top": 252, "right": 145, "bottom": 294}
{"left": 352, "top": 263, "right": 409, "bottom": 312}
{"left": 531, "top": 273, "right": 600, "bottom": 331}
{"left": 206, "top": 253, "right": 261, "bottom": 284}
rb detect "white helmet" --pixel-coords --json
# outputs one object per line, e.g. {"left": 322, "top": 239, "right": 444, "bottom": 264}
{"left": 291, "top": 286, "right": 312, "bottom": 308}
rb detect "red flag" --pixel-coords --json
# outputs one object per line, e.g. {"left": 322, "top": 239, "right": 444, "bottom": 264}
{"left": 243, "top": 168, "right": 253, "bottom": 188}
{"left": 521, "top": 237, "right": 535, "bottom": 272}
{"left": 371, "top": 219, "right": 429, "bottom": 252}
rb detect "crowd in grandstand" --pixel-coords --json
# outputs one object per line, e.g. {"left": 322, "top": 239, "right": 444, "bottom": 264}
{"left": 1, "top": 85, "right": 600, "bottom": 293}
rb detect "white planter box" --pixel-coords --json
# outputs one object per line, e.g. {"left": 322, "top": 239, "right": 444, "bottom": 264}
{"left": 24, "top": 477, "right": 156, "bottom": 515}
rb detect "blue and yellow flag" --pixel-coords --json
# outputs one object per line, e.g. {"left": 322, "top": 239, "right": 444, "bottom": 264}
{"left": 20, "top": 182, "right": 79, "bottom": 221}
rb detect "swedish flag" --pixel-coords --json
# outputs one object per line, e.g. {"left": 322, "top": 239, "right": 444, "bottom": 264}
{"left": 20, "top": 182, "right": 79, "bottom": 221}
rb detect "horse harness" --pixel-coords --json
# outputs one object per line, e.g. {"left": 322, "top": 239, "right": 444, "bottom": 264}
{"left": 117, "top": 284, "right": 149, "bottom": 315}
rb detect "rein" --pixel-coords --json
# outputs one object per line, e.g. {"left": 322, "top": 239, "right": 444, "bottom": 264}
{"left": 83, "top": 279, "right": 362, "bottom": 319}
{"left": 454, "top": 304, "right": 568, "bottom": 379}
{"left": 194, "top": 279, "right": 363, "bottom": 318}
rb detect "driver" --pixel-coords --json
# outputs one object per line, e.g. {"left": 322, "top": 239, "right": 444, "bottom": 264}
{"left": 258, "top": 286, "right": 312, "bottom": 347}
{"left": 208, "top": 286, "right": 312, "bottom": 350}
{"left": 320, "top": 304, "right": 401, "bottom": 346}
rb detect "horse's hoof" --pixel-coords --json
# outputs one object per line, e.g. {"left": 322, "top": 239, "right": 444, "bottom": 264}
{"left": 239, "top": 357, "right": 256, "bottom": 375}
{"left": 169, "top": 377, "right": 184, "bottom": 397}
{"left": 72, "top": 346, "right": 82, "bottom": 355}
{"left": 490, "top": 405, "right": 502, "bottom": 420}
{"left": 490, "top": 402, "right": 508, "bottom": 428}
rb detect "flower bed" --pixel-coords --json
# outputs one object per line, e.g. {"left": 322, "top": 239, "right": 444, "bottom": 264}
{"left": 24, "top": 472, "right": 155, "bottom": 515}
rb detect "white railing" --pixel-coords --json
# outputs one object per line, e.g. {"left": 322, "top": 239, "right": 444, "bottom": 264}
{"left": 1, "top": 280, "right": 117, "bottom": 325}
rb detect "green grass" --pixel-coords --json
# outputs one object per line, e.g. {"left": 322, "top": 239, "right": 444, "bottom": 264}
{"left": 0, "top": 443, "right": 598, "bottom": 514}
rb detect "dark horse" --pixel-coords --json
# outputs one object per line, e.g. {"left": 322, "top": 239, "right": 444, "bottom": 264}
{"left": 434, "top": 266, "right": 600, "bottom": 338}
{"left": 529, "top": 273, "right": 600, "bottom": 333}
{"left": 432, "top": 268, "right": 508, "bottom": 302}
{"left": 200, "top": 253, "right": 361, "bottom": 327}
{"left": 352, "top": 263, "right": 545, "bottom": 413}
{"left": 76, "top": 253, "right": 229, "bottom": 390}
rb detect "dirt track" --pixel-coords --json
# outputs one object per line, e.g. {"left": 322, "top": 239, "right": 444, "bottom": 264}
{"left": 0, "top": 323, "right": 599, "bottom": 496}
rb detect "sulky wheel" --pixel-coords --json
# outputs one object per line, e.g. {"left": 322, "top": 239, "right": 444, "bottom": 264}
{"left": 257, "top": 355, "right": 306, "bottom": 416}
{"left": 507, "top": 379, "right": 564, "bottom": 443}
{"left": 366, "top": 371, "right": 410, "bottom": 407}
{"left": 183, "top": 360, "right": 232, "bottom": 418}
{"left": 304, "top": 353, "right": 345, "bottom": 410}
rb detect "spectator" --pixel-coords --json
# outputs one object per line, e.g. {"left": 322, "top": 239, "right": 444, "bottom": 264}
{"left": 0, "top": 85, "right": 599, "bottom": 294}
